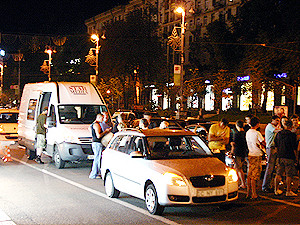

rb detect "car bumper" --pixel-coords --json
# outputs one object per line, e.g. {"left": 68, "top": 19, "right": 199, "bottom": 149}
{"left": 58, "top": 142, "right": 94, "bottom": 162}
{"left": 157, "top": 181, "right": 238, "bottom": 206}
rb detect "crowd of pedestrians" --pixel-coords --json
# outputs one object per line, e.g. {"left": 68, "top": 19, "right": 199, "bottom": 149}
{"left": 210, "top": 114, "right": 300, "bottom": 199}
{"left": 89, "top": 110, "right": 300, "bottom": 200}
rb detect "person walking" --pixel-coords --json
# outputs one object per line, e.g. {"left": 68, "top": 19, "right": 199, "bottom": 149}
{"left": 230, "top": 120, "right": 247, "bottom": 189}
{"left": 89, "top": 113, "right": 112, "bottom": 179}
{"left": 101, "top": 111, "right": 113, "bottom": 130}
{"left": 139, "top": 118, "right": 149, "bottom": 130}
{"left": 244, "top": 114, "right": 253, "bottom": 133}
{"left": 274, "top": 120, "right": 298, "bottom": 197}
{"left": 143, "top": 112, "right": 158, "bottom": 129}
{"left": 35, "top": 107, "right": 48, "bottom": 164}
{"left": 262, "top": 115, "right": 281, "bottom": 193}
{"left": 291, "top": 114, "right": 300, "bottom": 140}
{"left": 246, "top": 117, "right": 265, "bottom": 199}
{"left": 291, "top": 114, "right": 300, "bottom": 183}
{"left": 208, "top": 118, "right": 230, "bottom": 163}
{"left": 112, "top": 113, "right": 127, "bottom": 133}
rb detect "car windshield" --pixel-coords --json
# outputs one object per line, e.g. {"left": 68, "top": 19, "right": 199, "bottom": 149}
{"left": 145, "top": 135, "right": 213, "bottom": 160}
{"left": 0, "top": 113, "right": 18, "bottom": 123}
{"left": 58, "top": 105, "right": 109, "bottom": 124}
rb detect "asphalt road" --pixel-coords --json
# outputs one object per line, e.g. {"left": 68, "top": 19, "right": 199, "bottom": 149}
{"left": 1, "top": 142, "right": 300, "bottom": 224}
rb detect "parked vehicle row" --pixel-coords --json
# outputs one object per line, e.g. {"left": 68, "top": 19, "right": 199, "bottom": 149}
{"left": 2, "top": 85, "right": 244, "bottom": 215}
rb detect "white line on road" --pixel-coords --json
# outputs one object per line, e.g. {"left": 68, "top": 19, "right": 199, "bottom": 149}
{"left": 13, "top": 157, "right": 180, "bottom": 225}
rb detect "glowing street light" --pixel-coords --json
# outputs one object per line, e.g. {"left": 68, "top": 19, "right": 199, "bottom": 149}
{"left": 0, "top": 49, "right": 5, "bottom": 94}
{"left": 175, "top": 6, "right": 186, "bottom": 114}
{"left": 44, "top": 48, "right": 56, "bottom": 81}
{"left": 88, "top": 33, "right": 106, "bottom": 83}
{"left": 0, "top": 64, "right": 4, "bottom": 94}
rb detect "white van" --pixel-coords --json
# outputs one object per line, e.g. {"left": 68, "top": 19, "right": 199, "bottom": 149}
{"left": 18, "top": 82, "right": 110, "bottom": 168}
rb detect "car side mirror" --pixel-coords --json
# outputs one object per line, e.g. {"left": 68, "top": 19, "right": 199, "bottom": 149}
{"left": 130, "top": 151, "right": 144, "bottom": 158}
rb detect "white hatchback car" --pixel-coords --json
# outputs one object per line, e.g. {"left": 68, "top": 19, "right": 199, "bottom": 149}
{"left": 101, "top": 128, "right": 238, "bottom": 215}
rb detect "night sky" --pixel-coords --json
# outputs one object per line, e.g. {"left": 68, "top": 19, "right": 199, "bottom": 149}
{"left": 1, "top": 0, "right": 129, "bottom": 35}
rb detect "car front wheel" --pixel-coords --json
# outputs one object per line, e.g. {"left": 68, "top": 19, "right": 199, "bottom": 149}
{"left": 145, "top": 184, "right": 164, "bottom": 215}
{"left": 105, "top": 171, "right": 120, "bottom": 198}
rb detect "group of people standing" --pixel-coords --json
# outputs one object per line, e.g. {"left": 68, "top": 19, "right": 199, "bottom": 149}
{"left": 208, "top": 114, "right": 299, "bottom": 200}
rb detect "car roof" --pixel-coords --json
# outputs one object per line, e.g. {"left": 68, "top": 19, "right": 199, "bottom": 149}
{"left": 0, "top": 108, "right": 19, "bottom": 113}
{"left": 117, "top": 128, "right": 195, "bottom": 137}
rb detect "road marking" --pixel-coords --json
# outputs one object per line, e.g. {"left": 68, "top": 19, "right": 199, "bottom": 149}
{"left": 0, "top": 208, "right": 16, "bottom": 225}
{"left": 13, "top": 157, "right": 180, "bottom": 225}
{"left": 239, "top": 190, "right": 300, "bottom": 208}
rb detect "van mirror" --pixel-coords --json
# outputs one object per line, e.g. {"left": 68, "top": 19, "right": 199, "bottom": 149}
{"left": 46, "top": 117, "right": 56, "bottom": 128}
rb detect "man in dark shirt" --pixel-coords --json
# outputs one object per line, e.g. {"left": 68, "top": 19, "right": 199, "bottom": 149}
{"left": 35, "top": 107, "right": 48, "bottom": 164}
{"left": 230, "top": 120, "right": 247, "bottom": 189}
{"left": 274, "top": 120, "right": 298, "bottom": 197}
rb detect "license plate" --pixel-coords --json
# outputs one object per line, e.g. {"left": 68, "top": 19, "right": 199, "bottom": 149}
{"left": 197, "top": 189, "right": 224, "bottom": 197}
{"left": 87, "top": 155, "right": 94, "bottom": 160}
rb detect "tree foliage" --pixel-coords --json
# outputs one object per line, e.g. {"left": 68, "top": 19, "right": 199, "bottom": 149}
{"left": 99, "top": 8, "right": 167, "bottom": 87}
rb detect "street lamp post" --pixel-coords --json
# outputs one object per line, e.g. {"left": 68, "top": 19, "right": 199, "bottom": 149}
{"left": 89, "top": 33, "right": 106, "bottom": 83}
{"left": 106, "top": 89, "right": 113, "bottom": 109}
{"left": 0, "top": 64, "right": 3, "bottom": 94}
{"left": 45, "top": 49, "right": 54, "bottom": 81}
{"left": 175, "top": 7, "right": 186, "bottom": 115}
{"left": 91, "top": 34, "right": 100, "bottom": 78}
{"left": 0, "top": 49, "right": 5, "bottom": 94}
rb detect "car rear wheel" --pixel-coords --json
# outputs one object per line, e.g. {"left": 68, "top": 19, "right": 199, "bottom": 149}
{"left": 105, "top": 172, "right": 120, "bottom": 198}
{"left": 145, "top": 184, "right": 164, "bottom": 215}
{"left": 54, "top": 145, "right": 65, "bottom": 169}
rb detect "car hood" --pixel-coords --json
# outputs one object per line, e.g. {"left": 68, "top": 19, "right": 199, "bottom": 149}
{"left": 150, "top": 157, "right": 228, "bottom": 178}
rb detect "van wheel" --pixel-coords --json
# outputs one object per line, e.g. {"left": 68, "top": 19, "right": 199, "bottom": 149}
{"left": 145, "top": 184, "right": 164, "bottom": 215}
{"left": 105, "top": 172, "right": 120, "bottom": 198}
{"left": 54, "top": 145, "right": 65, "bottom": 169}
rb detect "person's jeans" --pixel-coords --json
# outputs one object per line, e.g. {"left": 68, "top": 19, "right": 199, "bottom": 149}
{"left": 262, "top": 146, "right": 277, "bottom": 190}
{"left": 89, "top": 142, "right": 104, "bottom": 178}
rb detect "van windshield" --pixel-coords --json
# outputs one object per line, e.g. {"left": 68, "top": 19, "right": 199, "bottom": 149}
{"left": 58, "top": 105, "right": 109, "bottom": 124}
{"left": 0, "top": 113, "right": 18, "bottom": 123}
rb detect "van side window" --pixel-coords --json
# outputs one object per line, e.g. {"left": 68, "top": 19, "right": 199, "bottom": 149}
{"left": 39, "top": 92, "right": 51, "bottom": 115}
{"left": 48, "top": 105, "right": 57, "bottom": 127}
{"left": 27, "top": 99, "right": 37, "bottom": 120}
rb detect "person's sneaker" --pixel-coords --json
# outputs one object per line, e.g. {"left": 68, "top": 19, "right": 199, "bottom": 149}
{"left": 275, "top": 189, "right": 283, "bottom": 195}
{"left": 35, "top": 156, "right": 44, "bottom": 164}
{"left": 286, "top": 191, "right": 297, "bottom": 197}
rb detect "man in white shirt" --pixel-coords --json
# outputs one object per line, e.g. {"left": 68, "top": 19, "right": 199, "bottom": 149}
{"left": 246, "top": 117, "right": 265, "bottom": 199}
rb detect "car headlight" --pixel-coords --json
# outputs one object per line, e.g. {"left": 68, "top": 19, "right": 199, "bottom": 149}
{"left": 163, "top": 172, "right": 187, "bottom": 187}
{"left": 228, "top": 169, "right": 238, "bottom": 183}
{"left": 0, "top": 126, "right": 3, "bottom": 132}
